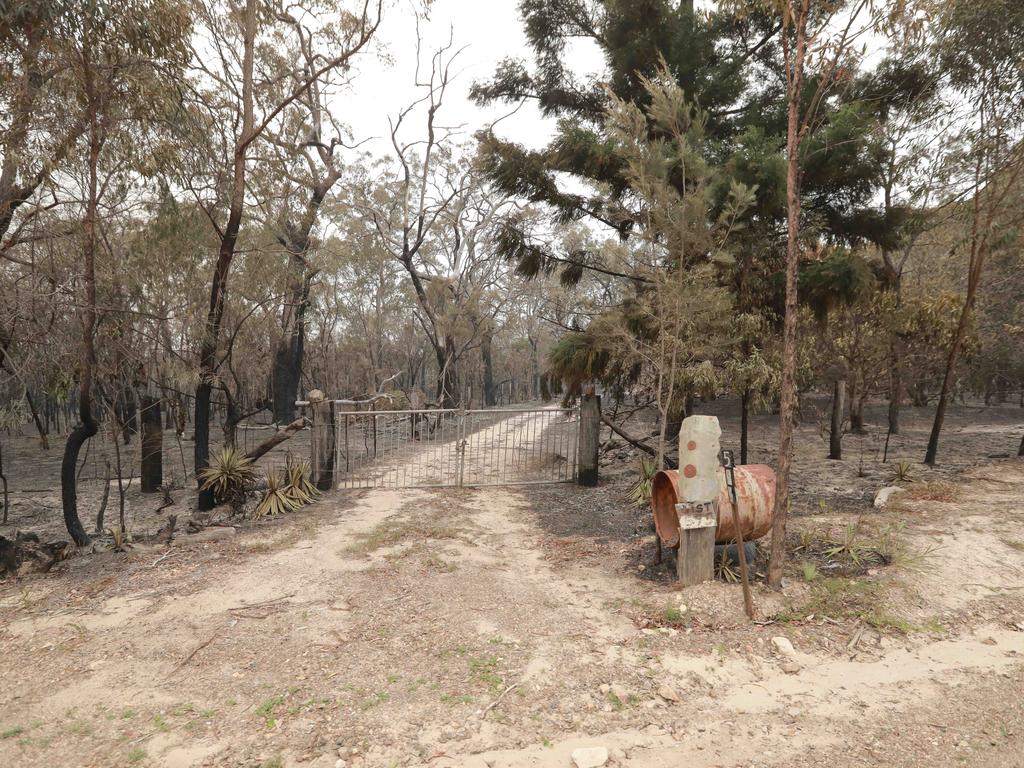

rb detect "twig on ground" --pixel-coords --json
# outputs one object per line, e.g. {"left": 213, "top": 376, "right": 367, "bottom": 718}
{"left": 480, "top": 682, "right": 520, "bottom": 719}
{"left": 170, "top": 629, "right": 223, "bottom": 673}
{"left": 144, "top": 549, "right": 176, "bottom": 569}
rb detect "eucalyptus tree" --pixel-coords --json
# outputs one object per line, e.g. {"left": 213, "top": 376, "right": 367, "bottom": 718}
{"left": 184, "top": 0, "right": 382, "bottom": 510}
{"left": 251, "top": 6, "right": 377, "bottom": 424}
{"left": 923, "top": 0, "right": 1024, "bottom": 465}
{"left": 55, "top": 0, "right": 192, "bottom": 545}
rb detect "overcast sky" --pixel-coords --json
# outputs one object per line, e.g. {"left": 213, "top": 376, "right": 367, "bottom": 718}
{"left": 339, "top": 0, "right": 605, "bottom": 156}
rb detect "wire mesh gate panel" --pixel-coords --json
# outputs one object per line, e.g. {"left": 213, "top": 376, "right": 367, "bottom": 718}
{"left": 318, "top": 406, "right": 578, "bottom": 489}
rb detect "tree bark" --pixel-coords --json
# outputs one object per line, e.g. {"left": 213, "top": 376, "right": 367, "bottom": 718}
{"left": 740, "top": 389, "right": 749, "bottom": 465}
{"left": 271, "top": 256, "right": 311, "bottom": 423}
{"left": 829, "top": 379, "right": 845, "bottom": 460}
{"left": 435, "top": 335, "right": 458, "bottom": 408}
{"left": 887, "top": 339, "right": 901, "bottom": 435}
{"left": 140, "top": 394, "right": 163, "bottom": 493}
{"left": 849, "top": 382, "right": 865, "bottom": 434}
{"left": 481, "top": 330, "right": 496, "bottom": 406}
{"left": 768, "top": 0, "right": 809, "bottom": 590}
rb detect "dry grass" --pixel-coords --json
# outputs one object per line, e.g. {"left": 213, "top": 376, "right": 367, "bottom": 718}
{"left": 901, "top": 481, "right": 961, "bottom": 502}
{"left": 342, "top": 515, "right": 472, "bottom": 556}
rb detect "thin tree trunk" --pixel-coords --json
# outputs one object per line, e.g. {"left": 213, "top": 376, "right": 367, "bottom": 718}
{"left": 829, "top": 379, "right": 845, "bottom": 460}
{"left": 435, "top": 336, "right": 458, "bottom": 408}
{"left": 740, "top": 389, "right": 750, "bottom": 465}
{"left": 140, "top": 394, "right": 162, "bottom": 493}
{"left": 768, "top": 0, "right": 809, "bottom": 590}
{"left": 194, "top": 0, "right": 256, "bottom": 511}
{"left": 481, "top": 330, "right": 496, "bottom": 406}
{"left": 61, "top": 86, "right": 102, "bottom": 546}
{"left": 0, "top": 441, "right": 8, "bottom": 525}
{"left": 887, "top": 340, "right": 901, "bottom": 435}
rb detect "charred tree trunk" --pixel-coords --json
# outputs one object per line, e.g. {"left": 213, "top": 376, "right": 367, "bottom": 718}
{"left": 61, "top": 88, "right": 102, "bottom": 547}
{"left": 271, "top": 260, "right": 311, "bottom": 424}
{"left": 194, "top": 0, "right": 256, "bottom": 511}
{"left": 271, "top": 191, "right": 327, "bottom": 423}
{"left": 119, "top": 385, "right": 137, "bottom": 445}
{"left": 1, "top": 440, "right": 8, "bottom": 525}
{"left": 829, "top": 379, "right": 845, "bottom": 460}
{"left": 481, "top": 330, "right": 496, "bottom": 406}
{"left": 140, "top": 394, "right": 162, "bottom": 493}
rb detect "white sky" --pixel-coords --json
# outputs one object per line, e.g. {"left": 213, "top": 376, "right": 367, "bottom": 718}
{"left": 339, "top": 0, "right": 605, "bottom": 156}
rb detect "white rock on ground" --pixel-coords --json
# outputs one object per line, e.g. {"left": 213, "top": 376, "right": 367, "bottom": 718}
{"left": 571, "top": 746, "right": 609, "bottom": 768}
{"left": 771, "top": 636, "right": 796, "bottom": 657}
{"left": 874, "top": 485, "right": 905, "bottom": 508}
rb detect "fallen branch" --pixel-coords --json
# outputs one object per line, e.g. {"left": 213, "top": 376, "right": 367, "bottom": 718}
{"left": 243, "top": 417, "right": 309, "bottom": 462}
{"left": 600, "top": 415, "right": 678, "bottom": 469}
{"left": 144, "top": 549, "right": 176, "bottom": 569}
{"left": 170, "top": 629, "right": 222, "bottom": 673}
{"left": 480, "top": 682, "right": 520, "bottom": 719}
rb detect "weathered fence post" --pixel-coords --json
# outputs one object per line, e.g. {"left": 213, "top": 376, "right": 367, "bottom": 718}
{"left": 577, "top": 390, "right": 601, "bottom": 486}
{"left": 309, "top": 390, "right": 336, "bottom": 492}
{"left": 139, "top": 394, "right": 163, "bottom": 493}
{"left": 675, "top": 416, "right": 720, "bottom": 586}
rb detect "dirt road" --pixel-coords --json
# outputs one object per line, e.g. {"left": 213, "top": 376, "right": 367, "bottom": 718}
{"left": 1, "top": 407, "right": 1023, "bottom": 768}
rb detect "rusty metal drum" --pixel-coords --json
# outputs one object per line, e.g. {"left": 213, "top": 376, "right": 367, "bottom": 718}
{"left": 651, "top": 465, "right": 776, "bottom": 547}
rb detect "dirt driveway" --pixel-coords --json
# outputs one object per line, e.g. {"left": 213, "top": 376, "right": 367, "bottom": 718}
{"left": 1, "top": 408, "right": 1023, "bottom": 768}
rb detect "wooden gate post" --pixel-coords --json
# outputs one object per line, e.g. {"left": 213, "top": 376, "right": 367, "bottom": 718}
{"left": 309, "top": 390, "right": 336, "bottom": 491}
{"left": 578, "top": 391, "right": 601, "bottom": 486}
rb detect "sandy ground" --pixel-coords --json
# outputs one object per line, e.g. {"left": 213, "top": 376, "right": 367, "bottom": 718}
{"left": 1, "top": 400, "right": 1024, "bottom": 768}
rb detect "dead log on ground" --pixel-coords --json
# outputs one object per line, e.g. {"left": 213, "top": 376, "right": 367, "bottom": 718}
{"left": 0, "top": 532, "right": 72, "bottom": 578}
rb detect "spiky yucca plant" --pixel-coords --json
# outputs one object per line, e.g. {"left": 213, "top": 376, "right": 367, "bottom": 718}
{"left": 254, "top": 470, "right": 299, "bottom": 519}
{"left": 199, "top": 447, "right": 255, "bottom": 506}
{"left": 284, "top": 457, "right": 320, "bottom": 505}
{"left": 627, "top": 456, "right": 658, "bottom": 508}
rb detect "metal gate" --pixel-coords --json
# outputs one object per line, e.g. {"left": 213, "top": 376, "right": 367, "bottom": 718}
{"left": 313, "top": 406, "right": 578, "bottom": 489}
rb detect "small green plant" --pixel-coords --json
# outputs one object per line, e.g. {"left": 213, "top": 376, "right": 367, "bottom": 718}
{"left": 254, "top": 471, "right": 299, "bottom": 519}
{"left": 824, "top": 524, "right": 872, "bottom": 567}
{"left": 468, "top": 655, "right": 503, "bottom": 693}
{"left": 127, "top": 747, "right": 146, "bottom": 763}
{"left": 199, "top": 447, "right": 255, "bottom": 506}
{"left": 664, "top": 605, "right": 685, "bottom": 625}
{"left": 255, "top": 695, "right": 285, "bottom": 728}
{"left": 890, "top": 460, "right": 915, "bottom": 483}
{"left": 1, "top": 726, "right": 25, "bottom": 739}
{"left": 627, "top": 456, "right": 658, "bottom": 508}
{"left": 865, "top": 611, "right": 916, "bottom": 634}
{"left": 801, "top": 562, "right": 818, "bottom": 582}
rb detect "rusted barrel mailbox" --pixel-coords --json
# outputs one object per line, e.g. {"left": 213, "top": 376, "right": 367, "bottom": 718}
{"left": 651, "top": 465, "right": 776, "bottom": 548}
